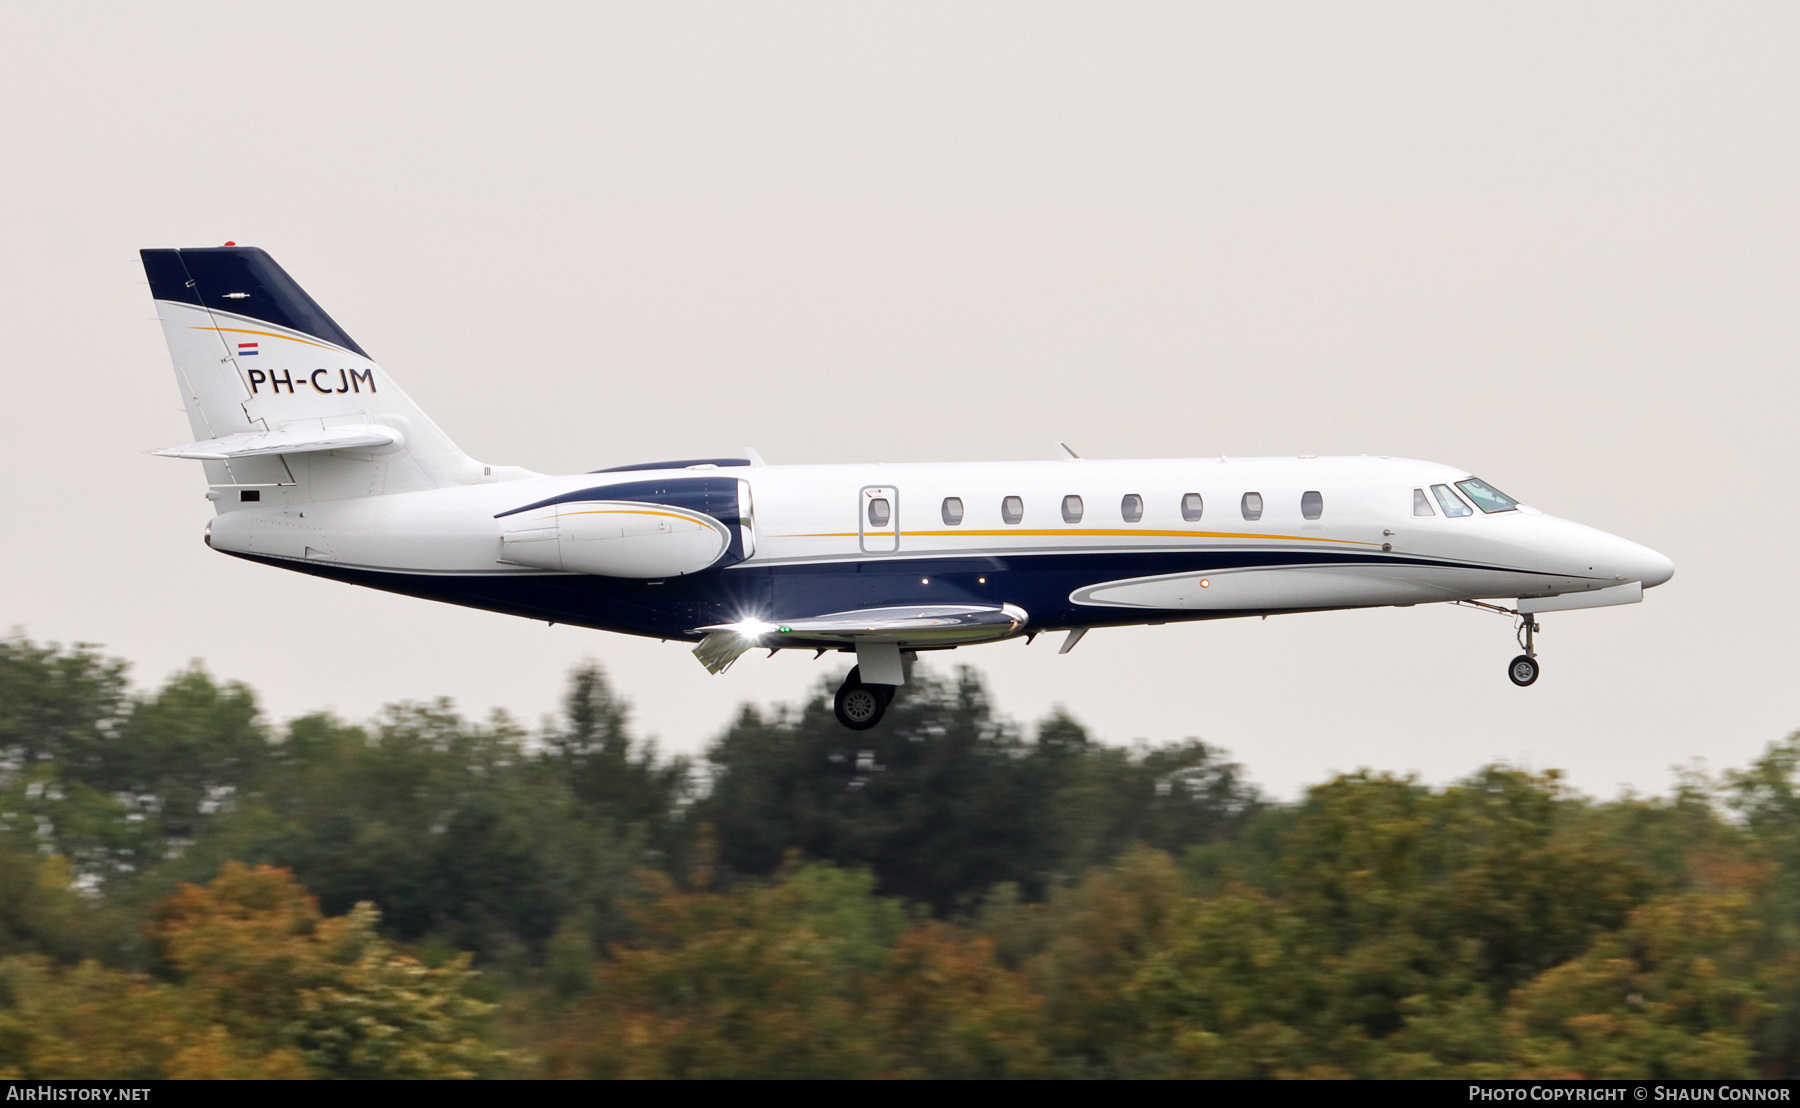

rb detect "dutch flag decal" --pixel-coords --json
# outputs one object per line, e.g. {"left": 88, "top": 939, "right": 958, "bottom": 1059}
{"left": 237, "top": 342, "right": 259, "bottom": 356}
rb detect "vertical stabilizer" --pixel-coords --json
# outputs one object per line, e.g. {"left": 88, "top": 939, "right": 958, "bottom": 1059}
{"left": 142, "top": 246, "right": 480, "bottom": 502}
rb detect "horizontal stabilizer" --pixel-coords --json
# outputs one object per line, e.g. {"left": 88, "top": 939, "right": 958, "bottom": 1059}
{"left": 154, "top": 425, "right": 400, "bottom": 461}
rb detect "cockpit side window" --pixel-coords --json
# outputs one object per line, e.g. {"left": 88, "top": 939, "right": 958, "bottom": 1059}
{"left": 1455, "top": 477, "right": 1519, "bottom": 514}
{"left": 1431, "top": 484, "right": 1473, "bottom": 517}
{"left": 1413, "top": 488, "right": 1435, "bottom": 517}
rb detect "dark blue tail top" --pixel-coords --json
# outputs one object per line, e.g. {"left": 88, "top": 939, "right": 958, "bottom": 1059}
{"left": 141, "top": 246, "right": 368, "bottom": 358}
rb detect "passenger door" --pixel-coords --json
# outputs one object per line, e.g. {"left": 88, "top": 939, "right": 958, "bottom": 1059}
{"left": 859, "top": 485, "right": 898, "bottom": 554}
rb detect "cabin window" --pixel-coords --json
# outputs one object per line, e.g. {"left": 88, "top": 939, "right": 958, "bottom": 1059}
{"left": 1001, "top": 495, "right": 1024, "bottom": 524}
{"left": 1181, "top": 493, "right": 1204, "bottom": 522}
{"left": 1062, "top": 495, "right": 1084, "bottom": 524}
{"left": 1241, "top": 492, "right": 1263, "bottom": 521}
{"left": 1121, "top": 493, "right": 1143, "bottom": 523}
{"left": 1455, "top": 477, "right": 1519, "bottom": 514}
{"left": 240, "top": 490, "right": 260, "bottom": 503}
{"left": 867, "top": 497, "right": 891, "bottom": 527}
{"left": 1301, "top": 491, "right": 1323, "bottom": 520}
{"left": 941, "top": 497, "right": 964, "bottom": 525}
{"left": 1413, "top": 488, "right": 1435, "bottom": 516}
{"left": 1431, "top": 484, "right": 1473, "bottom": 517}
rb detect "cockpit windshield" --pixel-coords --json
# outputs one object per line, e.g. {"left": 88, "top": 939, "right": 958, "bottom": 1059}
{"left": 1454, "top": 477, "right": 1519, "bottom": 514}
{"left": 1431, "top": 485, "right": 1472, "bottom": 517}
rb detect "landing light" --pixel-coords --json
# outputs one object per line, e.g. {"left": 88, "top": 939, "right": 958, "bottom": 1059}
{"left": 726, "top": 618, "right": 776, "bottom": 640}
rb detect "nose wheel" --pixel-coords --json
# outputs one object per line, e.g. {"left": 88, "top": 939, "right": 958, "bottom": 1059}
{"left": 1508, "top": 654, "right": 1540, "bottom": 686}
{"left": 1508, "top": 615, "right": 1541, "bottom": 687}
{"left": 833, "top": 665, "right": 895, "bottom": 731}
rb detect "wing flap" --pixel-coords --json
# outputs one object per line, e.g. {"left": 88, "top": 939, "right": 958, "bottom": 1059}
{"left": 691, "top": 603, "right": 1028, "bottom": 674}
{"left": 760, "top": 604, "right": 1027, "bottom": 639}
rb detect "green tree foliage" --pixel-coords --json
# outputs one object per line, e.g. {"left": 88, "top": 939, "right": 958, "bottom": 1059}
{"left": 8, "top": 632, "right": 1800, "bottom": 1078}
{"left": 548, "top": 662, "right": 690, "bottom": 833}
{"left": 0, "top": 636, "right": 128, "bottom": 773}
{"left": 0, "top": 847, "right": 119, "bottom": 964}
{"left": 163, "top": 663, "right": 687, "bottom": 966}
{"left": 694, "top": 666, "right": 1261, "bottom": 910}
{"left": 0, "top": 638, "right": 267, "bottom": 891}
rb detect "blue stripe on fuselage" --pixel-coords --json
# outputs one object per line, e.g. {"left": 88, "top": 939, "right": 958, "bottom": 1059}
{"left": 218, "top": 548, "right": 1581, "bottom": 644}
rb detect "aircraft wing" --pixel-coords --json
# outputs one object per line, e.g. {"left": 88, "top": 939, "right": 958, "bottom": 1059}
{"left": 692, "top": 603, "right": 1028, "bottom": 674}
{"left": 153, "top": 424, "right": 399, "bottom": 460}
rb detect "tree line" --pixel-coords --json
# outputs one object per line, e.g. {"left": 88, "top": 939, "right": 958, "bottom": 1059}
{"left": 1, "top": 633, "right": 1797, "bottom": 1078}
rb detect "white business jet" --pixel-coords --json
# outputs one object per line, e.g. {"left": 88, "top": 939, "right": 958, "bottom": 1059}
{"left": 144, "top": 246, "right": 1673, "bottom": 731}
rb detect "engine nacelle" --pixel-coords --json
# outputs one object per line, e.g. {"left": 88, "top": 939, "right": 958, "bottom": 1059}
{"left": 500, "top": 499, "right": 732, "bottom": 578}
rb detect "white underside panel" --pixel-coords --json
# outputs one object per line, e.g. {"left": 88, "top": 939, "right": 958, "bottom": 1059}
{"left": 1071, "top": 564, "right": 1511, "bottom": 610}
{"left": 1517, "top": 581, "right": 1642, "bottom": 613}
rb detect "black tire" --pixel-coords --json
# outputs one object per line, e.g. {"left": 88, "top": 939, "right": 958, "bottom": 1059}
{"left": 834, "top": 681, "right": 886, "bottom": 731}
{"left": 1508, "top": 654, "right": 1540, "bottom": 687}
{"left": 840, "top": 664, "right": 895, "bottom": 705}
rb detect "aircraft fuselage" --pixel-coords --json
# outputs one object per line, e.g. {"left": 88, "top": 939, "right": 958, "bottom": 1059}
{"left": 207, "top": 454, "right": 1672, "bottom": 648}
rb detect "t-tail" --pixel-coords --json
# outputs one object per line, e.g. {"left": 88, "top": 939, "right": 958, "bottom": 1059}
{"left": 142, "top": 245, "right": 496, "bottom": 506}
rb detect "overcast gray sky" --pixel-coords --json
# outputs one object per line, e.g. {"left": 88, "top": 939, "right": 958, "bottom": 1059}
{"left": 2, "top": 2, "right": 1794, "bottom": 798}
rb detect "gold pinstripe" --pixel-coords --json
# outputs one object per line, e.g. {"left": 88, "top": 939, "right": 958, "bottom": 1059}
{"left": 783, "top": 528, "right": 1376, "bottom": 547}
{"left": 559, "top": 509, "right": 708, "bottom": 522}
{"left": 191, "top": 326, "right": 338, "bottom": 351}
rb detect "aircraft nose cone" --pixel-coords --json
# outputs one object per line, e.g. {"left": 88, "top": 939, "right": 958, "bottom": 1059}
{"left": 1635, "top": 545, "right": 1675, "bottom": 589}
{"left": 1598, "top": 532, "right": 1674, "bottom": 589}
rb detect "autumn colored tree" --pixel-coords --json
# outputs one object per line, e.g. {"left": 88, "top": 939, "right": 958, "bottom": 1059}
{"left": 541, "top": 862, "right": 1049, "bottom": 1079}
{"left": 1505, "top": 892, "right": 1771, "bottom": 1078}
{"left": 0, "top": 862, "right": 508, "bottom": 1079}
{"left": 152, "top": 861, "right": 509, "bottom": 1078}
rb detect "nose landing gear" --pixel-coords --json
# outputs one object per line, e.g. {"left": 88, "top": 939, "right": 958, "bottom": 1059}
{"left": 1450, "top": 599, "right": 1543, "bottom": 688}
{"left": 833, "top": 665, "right": 895, "bottom": 731}
{"left": 1508, "top": 615, "right": 1541, "bottom": 687}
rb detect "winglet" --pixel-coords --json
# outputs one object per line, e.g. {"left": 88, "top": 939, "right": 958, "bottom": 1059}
{"left": 1056, "top": 442, "right": 1082, "bottom": 461}
{"left": 745, "top": 447, "right": 768, "bottom": 467}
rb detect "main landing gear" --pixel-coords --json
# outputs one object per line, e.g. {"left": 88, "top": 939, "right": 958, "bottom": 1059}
{"left": 1508, "top": 614, "right": 1541, "bottom": 687}
{"left": 834, "top": 666, "right": 896, "bottom": 731}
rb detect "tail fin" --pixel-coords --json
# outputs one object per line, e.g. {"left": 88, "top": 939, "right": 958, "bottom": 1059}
{"left": 142, "top": 246, "right": 483, "bottom": 501}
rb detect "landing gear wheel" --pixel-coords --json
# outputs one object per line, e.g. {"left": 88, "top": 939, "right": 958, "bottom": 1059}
{"left": 1508, "top": 654, "right": 1540, "bottom": 687}
{"left": 832, "top": 666, "right": 896, "bottom": 730}
{"left": 834, "top": 683, "right": 886, "bottom": 731}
